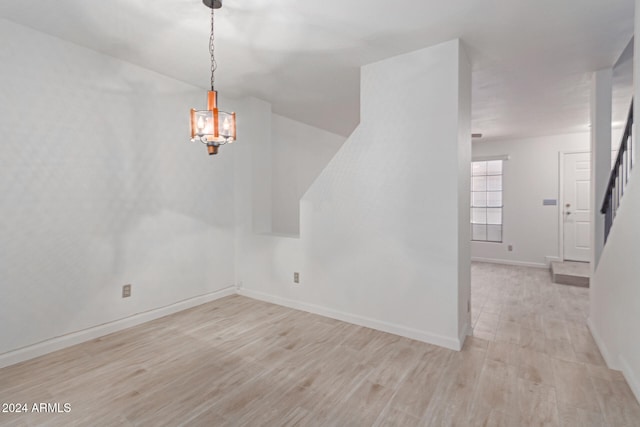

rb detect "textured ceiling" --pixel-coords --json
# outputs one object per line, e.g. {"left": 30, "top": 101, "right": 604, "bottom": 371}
{"left": 0, "top": 0, "right": 634, "bottom": 139}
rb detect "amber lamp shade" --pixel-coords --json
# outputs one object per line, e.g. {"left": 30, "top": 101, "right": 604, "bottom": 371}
{"left": 190, "top": 91, "right": 236, "bottom": 153}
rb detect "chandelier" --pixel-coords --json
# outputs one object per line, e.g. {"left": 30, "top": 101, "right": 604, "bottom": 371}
{"left": 189, "top": 0, "right": 236, "bottom": 156}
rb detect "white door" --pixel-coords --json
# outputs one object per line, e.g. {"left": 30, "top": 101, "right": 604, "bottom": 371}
{"left": 563, "top": 152, "right": 591, "bottom": 262}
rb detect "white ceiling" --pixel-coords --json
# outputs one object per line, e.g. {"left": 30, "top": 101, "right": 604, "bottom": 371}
{"left": 0, "top": 0, "right": 635, "bottom": 139}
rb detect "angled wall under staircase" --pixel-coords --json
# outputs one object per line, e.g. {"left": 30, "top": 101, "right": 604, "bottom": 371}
{"left": 237, "top": 39, "right": 472, "bottom": 350}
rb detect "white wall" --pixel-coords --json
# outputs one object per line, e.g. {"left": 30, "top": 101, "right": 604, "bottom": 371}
{"left": 237, "top": 39, "right": 471, "bottom": 350}
{"left": 233, "top": 97, "right": 272, "bottom": 291}
{"left": 472, "top": 132, "right": 590, "bottom": 267}
{"left": 591, "top": 69, "right": 612, "bottom": 268}
{"left": 251, "top": 101, "right": 274, "bottom": 234}
{"left": 590, "top": 164, "right": 640, "bottom": 403}
{"left": 0, "top": 19, "right": 236, "bottom": 362}
{"left": 457, "top": 46, "right": 472, "bottom": 342}
{"left": 271, "top": 114, "right": 345, "bottom": 235}
{"left": 589, "top": 0, "right": 640, "bottom": 403}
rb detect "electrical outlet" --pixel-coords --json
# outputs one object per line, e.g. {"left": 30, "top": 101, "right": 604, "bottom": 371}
{"left": 293, "top": 272, "right": 300, "bottom": 284}
{"left": 508, "top": 245, "right": 513, "bottom": 252}
{"left": 122, "top": 284, "right": 132, "bottom": 298}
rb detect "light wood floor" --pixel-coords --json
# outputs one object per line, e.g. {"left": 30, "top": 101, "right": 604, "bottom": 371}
{"left": 1, "top": 263, "right": 639, "bottom": 426}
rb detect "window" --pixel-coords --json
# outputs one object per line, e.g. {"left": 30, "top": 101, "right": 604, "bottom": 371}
{"left": 471, "top": 160, "right": 503, "bottom": 242}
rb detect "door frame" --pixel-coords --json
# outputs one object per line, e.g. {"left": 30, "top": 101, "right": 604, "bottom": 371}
{"left": 558, "top": 150, "right": 591, "bottom": 263}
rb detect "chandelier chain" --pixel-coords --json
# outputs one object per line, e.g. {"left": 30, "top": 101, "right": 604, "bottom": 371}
{"left": 210, "top": 5, "right": 217, "bottom": 91}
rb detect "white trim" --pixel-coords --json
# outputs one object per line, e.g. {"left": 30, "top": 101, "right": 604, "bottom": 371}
{"left": 459, "top": 320, "right": 472, "bottom": 349}
{"left": 633, "top": 122, "right": 637, "bottom": 166}
{"left": 586, "top": 317, "right": 640, "bottom": 404}
{"left": 471, "top": 257, "right": 548, "bottom": 269}
{"left": 237, "top": 288, "right": 462, "bottom": 351}
{"left": 620, "top": 355, "right": 640, "bottom": 405}
{"left": 587, "top": 317, "right": 618, "bottom": 369}
{"left": 472, "top": 154, "right": 510, "bottom": 162}
{"left": 0, "top": 286, "right": 236, "bottom": 369}
{"left": 545, "top": 256, "right": 562, "bottom": 265}
{"left": 587, "top": 317, "right": 640, "bottom": 402}
{"left": 559, "top": 151, "right": 566, "bottom": 262}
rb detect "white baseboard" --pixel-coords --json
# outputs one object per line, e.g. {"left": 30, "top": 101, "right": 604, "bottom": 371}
{"left": 459, "top": 321, "right": 472, "bottom": 349}
{"left": 587, "top": 318, "right": 640, "bottom": 405}
{"left": 0, "top": 286, "right": 236, "bottom": 369}
{"left": 237, "top": 288, "right": 462, "bottom": 351}
{"left": 620, "top": 356, "right": 640, "bottom": 405}
{"left": 545, "top": 256, "right": 562, "bottom": 265}
{"left": 586, "top": 317, "right": 619, "bottom": 370}
{"left": 587, "top": 317, "right": 621, "bottom": 371}
{"left": 471, "top": 257, "right": 548, "bottom": 269}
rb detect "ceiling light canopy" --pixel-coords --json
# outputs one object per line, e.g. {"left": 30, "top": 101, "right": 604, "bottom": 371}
{"left": 189, "top": 0, "right": 236, "bottom": 156}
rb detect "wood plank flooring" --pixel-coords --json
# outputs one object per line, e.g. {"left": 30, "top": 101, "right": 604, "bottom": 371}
{"left": 1, "top": 262, "right": 639, "bottom": 426}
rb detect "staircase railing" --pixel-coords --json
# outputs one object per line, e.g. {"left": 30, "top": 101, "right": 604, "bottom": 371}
{"left": 601, "top": 100, "right": 634, "bottom": 242}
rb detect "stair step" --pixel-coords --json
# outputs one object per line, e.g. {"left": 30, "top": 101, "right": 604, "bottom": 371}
{"left": 551, "top": 261, "right": 590, "bottom": 287}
